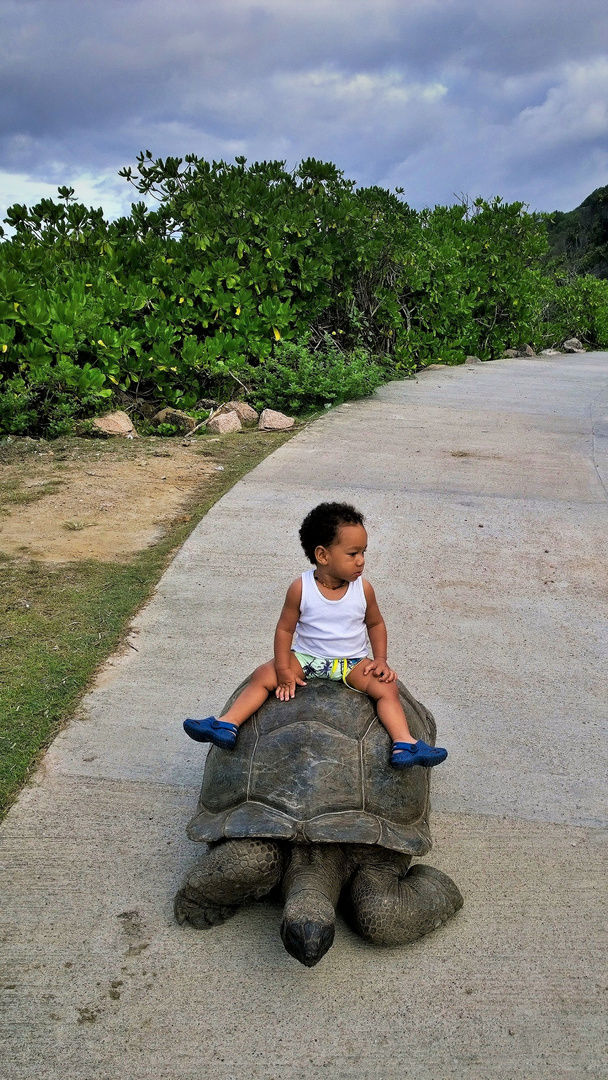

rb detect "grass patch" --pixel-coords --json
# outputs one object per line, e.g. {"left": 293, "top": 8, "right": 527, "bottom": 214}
{"left": 63, "top": 520, "right": 98, "bottom": 531}
{"left": 0, "top": 476, "right": 64, "bottom": 509}
{"left": 0, "top": 428, "right": 295, "bottom": 816}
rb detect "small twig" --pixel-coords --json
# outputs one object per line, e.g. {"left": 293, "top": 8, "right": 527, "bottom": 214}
{"left": 182, "top": 402, "right": 229, "bottom": 439}
{"left": 227, "top": 369, "right": 251, "bottom": 394}
{"left": 182, "top": 418, "right": 210, "bottom": 439}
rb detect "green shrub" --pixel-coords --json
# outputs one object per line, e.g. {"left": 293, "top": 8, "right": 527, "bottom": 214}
{"left": 1, "top": 155, "right": 606, "bottom": 437}
{"left": 540, "top": 273, "right": 608, "bottom": 347}
{"left": 0, "top": 356, "right": 112, "bottom": 438}
{"left": 250, "top": 340, "right": 386, "bottom": 413}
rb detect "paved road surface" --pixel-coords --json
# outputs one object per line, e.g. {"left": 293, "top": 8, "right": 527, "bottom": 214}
{"left": 2, "top": 353, "right": 607, "bottom": 1079}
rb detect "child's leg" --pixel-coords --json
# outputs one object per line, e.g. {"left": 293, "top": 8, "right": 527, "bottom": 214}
{"left": 345, "top": 662, "right": 447, "bottom": 768}
{"left": 184, "top": 654, "right": 306, "bottom": 748}
{"left": 220, "top": 653, "right": 306, "bottom": 728}
{"left": 345, "top": 663, "right": 415, "bottom": 742}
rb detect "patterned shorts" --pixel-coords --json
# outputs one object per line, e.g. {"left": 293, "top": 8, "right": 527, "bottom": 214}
{"left": 292, "top": 650, "right": 366, "bottom": 689}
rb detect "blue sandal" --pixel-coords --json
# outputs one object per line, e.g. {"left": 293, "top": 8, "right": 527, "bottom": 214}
{"left": 391, "top": 740, "right": 448, "bottom": 768}
{"left": 183, "top": 717, "right": 238, "bottom": 749}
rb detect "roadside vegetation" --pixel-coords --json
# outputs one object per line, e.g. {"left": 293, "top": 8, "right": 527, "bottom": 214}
{"left": 2, "top": 155, "right": 607, "bottom": 814}
{"left": 0, "top": 428, "right": 294, "bottom": 816}
{"left": 2, "top": 153, "right": 607, "bottom": 438}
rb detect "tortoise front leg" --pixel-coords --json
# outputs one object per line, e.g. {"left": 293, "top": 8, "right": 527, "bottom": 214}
{"left": 174, "top": 838, "right": 285, "bottom": 929}
{"left": 345, "top": 847, "right": 463, "bottom": 946}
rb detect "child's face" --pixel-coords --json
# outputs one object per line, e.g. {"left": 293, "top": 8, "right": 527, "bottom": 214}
{"left": 315, "top": 523, "right": 368, "bottom": 581}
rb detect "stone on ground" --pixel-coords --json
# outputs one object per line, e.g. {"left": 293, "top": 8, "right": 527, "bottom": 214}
{"left": 207, "top": 411, "right": 242, "bottom": 434}
{"left": 218, "top": 401, "right": 259, "bottom": 425}
{"left": 563, "top": 337, "right": 585, "bottom": 352}
{"left": 151, "top": 408, "right": 197, "bottom": 433}
{"left": 258, "top": 408, "right": 295, "bottom": 430}
{"left": 92, "top": 410, "right": 137, "bottom": 437}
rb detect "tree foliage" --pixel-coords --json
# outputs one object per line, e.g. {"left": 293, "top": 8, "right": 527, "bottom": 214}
{"left": 545, "top": 185, "right": 608, "bottom": 279}
{"left": 1, "top": 154, "right": 607, "bottom": 436}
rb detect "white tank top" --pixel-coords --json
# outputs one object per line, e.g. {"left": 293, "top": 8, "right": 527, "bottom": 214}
{"left": 293, "top": 569, "right": 368, "bottom": 659}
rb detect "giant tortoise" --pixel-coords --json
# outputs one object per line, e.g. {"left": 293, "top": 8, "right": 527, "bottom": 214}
{"left": 175, "top": 676, "right": 462, "bottom": 966}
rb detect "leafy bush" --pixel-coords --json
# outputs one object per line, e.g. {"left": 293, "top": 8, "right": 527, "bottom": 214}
{"left": 0, "top": 354, "right": 111, "bottom": 437}
{"left": 1, "top": 156, "right": 606, "bottom": 437}
{"left": 540, "top": 273, "right": 608, "bottom": 348}
{"left": 251, "top": 340, "right": 386, "bottom": 413}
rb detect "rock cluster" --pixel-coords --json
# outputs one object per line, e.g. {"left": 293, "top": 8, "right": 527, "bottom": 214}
{"left": 208, "top": 403, "right": 294, "bottom": 433}
{"left": 539, "top": 338, "right": 585, "bottom": 357}
{"left": 217, "top": 401, "right": 259, "bottom": 426}
{"left": 501, "top": 345, "right": 537, "bottom": 358}
{"left": 93, "top": 400, "right": 295, "bottom": 438}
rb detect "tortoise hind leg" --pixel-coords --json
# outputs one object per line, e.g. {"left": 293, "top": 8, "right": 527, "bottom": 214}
{"left": 345, "top": 847, "right": 463, "bottom": 946}
{"left": 174, "top": 838, "right": 285, "bottom": 929}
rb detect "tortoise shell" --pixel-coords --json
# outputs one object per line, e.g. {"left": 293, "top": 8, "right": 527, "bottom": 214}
{"left": 187, "top": 677, "right": 437, "bottom": 856}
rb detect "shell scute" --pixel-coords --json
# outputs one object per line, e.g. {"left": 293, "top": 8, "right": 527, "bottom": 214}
{"left": 249, "top": 721, "right": 359, "bottom": 818}
{"left": 199, "top": 719, "right": 257, "bottom": 813}
{"left": 362, "top": 723, "right": 429, "bottom": 824}
{"left": 255, "top": 678, "right": 374, "bottom": 739}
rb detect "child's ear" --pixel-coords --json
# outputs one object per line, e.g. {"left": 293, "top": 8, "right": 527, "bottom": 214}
{"left": 315, "top": 545, "right": 329, "bottom": 565}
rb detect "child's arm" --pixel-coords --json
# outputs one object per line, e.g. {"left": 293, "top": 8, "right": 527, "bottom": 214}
{"left": 274, "top": 578, "right": 305, "bottom": 698}
{"left": 362, "top": 580, "right": 397, "bottom": 683}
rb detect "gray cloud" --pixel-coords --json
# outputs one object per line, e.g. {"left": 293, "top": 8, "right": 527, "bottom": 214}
{"left": 1, "top": 0, "right": 607, "bottom": 218}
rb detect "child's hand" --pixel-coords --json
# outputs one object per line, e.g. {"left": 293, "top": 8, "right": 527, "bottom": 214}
{"left": 363, "top": 658, "right": 397, "bottom": 683}
{"left": 276, "top": 668, "right": 306, "bottom": 701}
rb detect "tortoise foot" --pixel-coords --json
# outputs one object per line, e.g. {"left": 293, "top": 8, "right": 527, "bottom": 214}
{"left": 346, "top": 852, "right": 463, "bottom": 946}
{"left": 174, "top": 889, "right": 238, "bottom": 929}
{"left": 174, "top": 838, "right": 285, "bottom": 931}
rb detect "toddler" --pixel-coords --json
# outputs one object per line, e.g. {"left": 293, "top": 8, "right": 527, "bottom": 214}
{"left": 184, "top": 502, "right": 447, "bottom": 768}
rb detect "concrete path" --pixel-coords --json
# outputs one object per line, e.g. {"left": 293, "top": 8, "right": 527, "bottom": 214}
{"left": 2, "top": 353, "right": 607, "bottom": 1080}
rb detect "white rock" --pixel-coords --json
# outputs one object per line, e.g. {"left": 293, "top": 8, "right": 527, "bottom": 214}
{"left": 258, "top": 409, "right": 295, "bottom": 431}
{"left": 218, "top": 401, "right": 259, "bottom": 425}
{"left": 92, "top": 411, "right": 137, "bottom": 437}
{"left": 563, "top": 337, "right": 585, "bottom": 353}
{"left": 465, "top": 355, "right": 481, "bottom": 364}
{"left": 207, "top": 411, "right": 242, "bottom": 434}
{"left": 540, "top": 348, "right": 561, "bottom": 356}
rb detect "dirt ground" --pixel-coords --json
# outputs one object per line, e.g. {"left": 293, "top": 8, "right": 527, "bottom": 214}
{"left": 0, "top": 435, "right": 222, "bottom": 562}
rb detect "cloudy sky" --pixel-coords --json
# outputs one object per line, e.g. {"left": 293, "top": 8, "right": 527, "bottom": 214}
{"left": 1, "top": 0, "right": 608, "bottom": 221}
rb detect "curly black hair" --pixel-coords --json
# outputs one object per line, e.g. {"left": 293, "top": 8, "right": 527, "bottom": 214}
{"left": 299, "top": 502, "right": 365, "bottom": 564}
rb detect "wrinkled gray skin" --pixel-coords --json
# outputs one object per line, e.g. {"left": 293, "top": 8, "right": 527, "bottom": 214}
{"left": 175, "top": 678, "right": 463, "bottom": 967}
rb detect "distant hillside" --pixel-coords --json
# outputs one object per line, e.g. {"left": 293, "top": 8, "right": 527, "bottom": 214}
{"left": 546, "top": 186, "right": 608, "bottom": 279}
